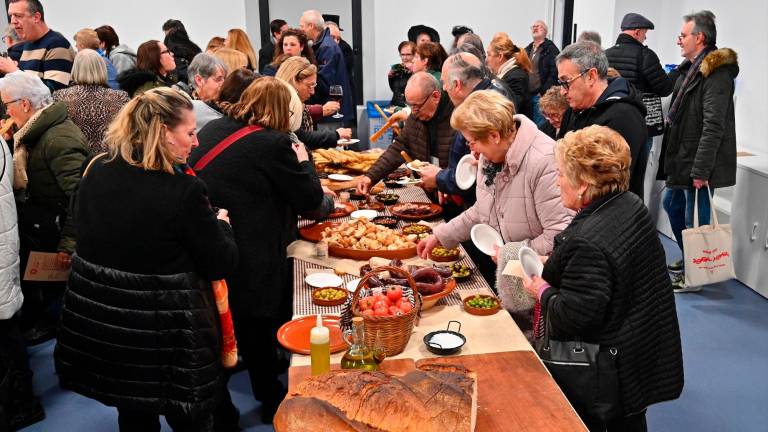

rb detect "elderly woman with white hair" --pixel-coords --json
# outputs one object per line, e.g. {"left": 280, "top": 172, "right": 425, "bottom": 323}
{"left": 187, "top": 52, "right": 228, "bottom": 132}
{"left": 53, "top": 49, "right": 130, "bottom": 152}
{"left": 0, "top": 71, "right": 88, "bottom": 344}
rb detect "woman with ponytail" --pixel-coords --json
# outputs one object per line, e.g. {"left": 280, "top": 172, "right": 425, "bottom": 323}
{"left": 54, "top": 87, "right": 239, "bottom": 431}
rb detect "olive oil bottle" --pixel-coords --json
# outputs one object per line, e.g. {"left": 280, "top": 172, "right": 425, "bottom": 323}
{"left": 340, "top": 317, "right": 383, "bottom": 371}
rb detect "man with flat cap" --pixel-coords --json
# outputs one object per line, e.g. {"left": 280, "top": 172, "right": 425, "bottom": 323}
{"left": 606, "top": 12, "right": 674, "bottom": 170}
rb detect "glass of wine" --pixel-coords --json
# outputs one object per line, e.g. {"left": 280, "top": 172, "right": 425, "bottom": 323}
{"left": 329, "top": 85, "right": 343, "bottom": 119}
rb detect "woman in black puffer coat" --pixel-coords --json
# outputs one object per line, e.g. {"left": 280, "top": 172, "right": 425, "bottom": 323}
{"left": 55, "top": 88, "right": 238, "bottom": 432}
{"left": 523, "top": 126, "right": 683, "bottom": 431}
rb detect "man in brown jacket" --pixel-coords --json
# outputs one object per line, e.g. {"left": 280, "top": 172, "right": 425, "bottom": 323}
{"left": 356, "top": 72, "right": 455, "bottom": 194}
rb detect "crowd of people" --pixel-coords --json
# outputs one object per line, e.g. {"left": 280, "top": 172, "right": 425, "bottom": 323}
{"left": 0, "top": 1, "right": 739, "bottom": 431}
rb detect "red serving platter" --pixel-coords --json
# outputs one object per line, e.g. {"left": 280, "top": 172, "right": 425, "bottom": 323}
{"left": 276, "top": 315, "right": 347, "bottom": 355}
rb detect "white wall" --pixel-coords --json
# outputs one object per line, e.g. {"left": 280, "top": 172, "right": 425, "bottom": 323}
{"left": 572, "top": 0, "right": 615, "bottom": 48}
{"left": 43, "top": 0, "right": 246, "bottom": 55}
{"left": 363, "top": 0, "right": 552, "bottom": 101}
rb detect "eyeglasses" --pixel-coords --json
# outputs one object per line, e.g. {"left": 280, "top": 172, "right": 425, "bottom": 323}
{"left": 2, "top": 98, "right": 21, "bottom": 106}
{"left": 407, "top": 91, "right": 434, "bottom": 113}
{"left": 556, "top": 70, "right": 588, "bottom": 91}
{"left": 542, "top": 111, "right": 562, "bottom": 122}
{"left": 160, "top": 49, "right": 173, "bottom": 55}
{"left": 399, "top": 52, "right": 414, "bottom": 58}
{"left": 302, "top": 81, "right": 317, "bottom": 89}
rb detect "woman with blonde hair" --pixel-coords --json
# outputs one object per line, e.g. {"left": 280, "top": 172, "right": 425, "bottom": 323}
{"left": 205, "top": 36, "right": 225, "bottom": 53}
{"left": 53, "top": 49, "right": 130, "bottom": 152}
{"left": 275, "top": 56, "right": 351, "bottom": 147}
{"left": 190, "top": 77, "right": 325, "bottom": 424}
{"left": 537, "top": 85, "right": 568, "bottom": 139}
{"left": 55, "top": 87, "right": 238, "bottom": 431}
{"left": 487, "top": 32, "right": 533, "bottom": 118}
{"left": 418, "top": 90, "right": 571, "bottom": 339}
{"left": 212, "top": 48, "right": 248, "bottom": 76}
{"left": 522, "top": 125, "right": 683, "bottom": 430}
{"left": 225, "top": 28, "right": 258, "bottom": 70}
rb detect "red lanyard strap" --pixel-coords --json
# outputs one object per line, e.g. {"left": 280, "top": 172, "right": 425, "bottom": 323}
{"left": 192, "top": 125, "right": 263, "bottom": 172}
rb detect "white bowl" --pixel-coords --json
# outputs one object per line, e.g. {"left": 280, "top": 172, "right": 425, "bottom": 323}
{"left": 328, "top": 173, "right": 354, "bottom": 181}
{"left": 350, "top": 209, "right": 378, "bottom": 220}
{"left": 518, "top": 246, "right": 544, "bottom": 280}
{"left": 470, "top": 224, "right": 504, "bottom": 256}
{"left": 305, "top": 273, "right": 343, "bottom": 288}
{"left": 337, "top": 138, "right": 360, "bottom": 146}
{"left": 456, "top": 154, "right": 478, "bottom": 190}
{"left": 346, "top": 277, "right": 362, "bottom": 292}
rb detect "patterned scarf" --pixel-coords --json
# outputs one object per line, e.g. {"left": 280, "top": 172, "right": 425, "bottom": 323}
{"left": 483, "top": 161, "right": 504, "bottom": 187}
{"left": 301, "top": 105, "right": 314, "bottom": 132}
{"left": 666, "top": 47, "right": 712, "bottom": 125}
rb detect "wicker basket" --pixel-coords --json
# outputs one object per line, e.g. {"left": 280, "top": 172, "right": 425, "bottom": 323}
{"left": 351, "top": 265, "right": 421, "bottom": 356}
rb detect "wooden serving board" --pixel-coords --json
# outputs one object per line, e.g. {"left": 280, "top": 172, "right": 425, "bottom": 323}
{"left": 288, "top": 351, "right": 586, "bottom": 431}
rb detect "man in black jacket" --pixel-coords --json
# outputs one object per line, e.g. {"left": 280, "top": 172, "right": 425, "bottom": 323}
{"left": 556, "top": 42, "right": 648, "bottom": 199}
{"left": 525, "top": 20, "right": 559, "bottom": 126}
{"left": 258, "top": 19, "right": 287, "bottom": 74}
{"left": 606, "top": 13, "right": 674, "bottom": 140}
{"left": 659, "top": 11, "right": 738, "bottom": 293}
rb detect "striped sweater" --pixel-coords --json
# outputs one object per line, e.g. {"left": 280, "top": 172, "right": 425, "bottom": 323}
{"left": 18, "top": 29, "right": 76, "bottom": 92}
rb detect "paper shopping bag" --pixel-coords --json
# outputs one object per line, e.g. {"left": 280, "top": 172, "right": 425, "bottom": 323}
{"left": 682, "top": 188, "right": 736, "bottom": 287}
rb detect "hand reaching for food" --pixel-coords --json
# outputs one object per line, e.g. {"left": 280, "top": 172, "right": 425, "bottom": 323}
{"left": 417, "top": 235, "right": 442, "bottom": 259}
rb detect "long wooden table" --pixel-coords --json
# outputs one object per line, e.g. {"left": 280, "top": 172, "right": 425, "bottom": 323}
{"left": 287, "top": 185, "right": 585, "bottom": 431}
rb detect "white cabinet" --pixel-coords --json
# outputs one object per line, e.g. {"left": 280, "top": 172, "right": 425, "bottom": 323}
{"left": 731, "top": 155, "right": 768, "bottom": 298}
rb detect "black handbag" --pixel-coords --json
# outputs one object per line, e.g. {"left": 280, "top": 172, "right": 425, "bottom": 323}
{"left": 536, "top": 295, "right": 623, "bottom": 423}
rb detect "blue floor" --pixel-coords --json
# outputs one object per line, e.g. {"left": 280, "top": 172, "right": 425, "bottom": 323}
{"left": 19, "top": 235, "right": 768, "bottom": 431}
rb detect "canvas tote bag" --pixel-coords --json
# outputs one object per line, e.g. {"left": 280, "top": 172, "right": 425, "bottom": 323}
{"left": 682, "top": 188, "right": 736, "bottom": 286}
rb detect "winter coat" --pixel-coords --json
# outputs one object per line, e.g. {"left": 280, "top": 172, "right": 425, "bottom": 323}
{"left": 540, "top": 191, "right": 684, "bottom": 415}
{"left": 258, "top": 40, "right": 275, "bottom": 74}
{"left": 108, "top": 44, "right": 137, "bottom": 76}
{"left": 558, "top": 77, "right": 648, "bottom": 198}
{"left": 366, "top": 91, "right": 454, "bottom": 185}
{"left": 497, "top": 59, "right": 532, "bottom": 119}
{"left": 192, "top": 100, "right": 224, "bottom": 133}
{"left": 658, "top": 48, "right": 739, "bottom": 188}
{"left": 190, "top": 116, "right": 325, "bottom": 318}
{"left": 605, "top": 34, "right": 674, "bottom": 97}
{"left": 55, "top": 156, "right": 238, "bottom": 417}
{"left": 525, "top": 38, "right": 559, "bottom": 95}
{"left": 15, "top": 102, "right": 89, "bottom": 254}
{"left": 310, "top": 28, "right": 354, "bottom": 119}
{"left": 117, "top": 69, "right": 173, "bottom": 97}
{"left": 53, "top": 84, "right": 130, "bottom": 153}
{"left": 0, "top": 141, "right": 22, "bottom": 320}
{"left": 433, "top": 115, "right": 573, "bottom": 254}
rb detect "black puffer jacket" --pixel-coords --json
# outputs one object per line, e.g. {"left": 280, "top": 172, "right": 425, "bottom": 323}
{"left": 605, "top": 34, "right": 674, "bottom": 97}
{"left": 525, "top": 38, "right": 559, "bottom": 95}
{"left": 558, "top": 77, "right": 648, "bottom": 198}
{"left": 541, "top": 191, "right": 684, "bottom": 416}
{"left": 499, "top": 67, "right": 532, "bottom": 119}
{"left": 55, "top": 157, "right": 238, "bottom": 417}
{"left": 658, "top": 48, "right": 739, "bottom": 188}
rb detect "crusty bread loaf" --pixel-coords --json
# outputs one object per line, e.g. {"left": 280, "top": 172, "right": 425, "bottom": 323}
{"left": 274, "top": 363, "right": 476, "bottom": 432}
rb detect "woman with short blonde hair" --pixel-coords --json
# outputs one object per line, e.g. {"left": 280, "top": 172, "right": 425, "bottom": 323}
{"left": 537, "top": 85, "right": 568, "bottom": 138}
{"left": 213, "top": 48, "right": 248, "bottom": 76}
{"left": 53, "top": 49, "right": 130, "bottom": 152}
{"left": 191, "top": 76, "right": 325, "bottom": 423}
{"left": 523, "top": 124, "right": 683, "bottom": 429}
{"left": 225, "top": 28, "right": 258, "bottom": 70}
{"left": 419, "top": 90, "right": 572, "bottom": 340}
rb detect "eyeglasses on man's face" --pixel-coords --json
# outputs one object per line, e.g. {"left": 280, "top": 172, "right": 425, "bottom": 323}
{"left": 407, "top": 91, "right": 434, "bottom": 113}
{"left": 556, "top": 69, "right": 588, "bottom": 91}
{"left": 677, "top": 31, "right": 699, "bottom": 41}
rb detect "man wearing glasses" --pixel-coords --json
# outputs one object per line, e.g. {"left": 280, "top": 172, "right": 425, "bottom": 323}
{"left": 0, "top": 0, "right": 75, "bottom": 91}
{"left": 555, "top": 41, "right": 648, "bottom": 199}
{"left": 356, "top": 72, "right": 454, "bottom": 195}
{"left": 658, "top": 10, "right": 738, "bottom": 293}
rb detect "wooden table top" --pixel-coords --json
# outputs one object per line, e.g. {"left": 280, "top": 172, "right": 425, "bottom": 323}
{"left": 288, "top": 351, "right": 586, "bottom": 432}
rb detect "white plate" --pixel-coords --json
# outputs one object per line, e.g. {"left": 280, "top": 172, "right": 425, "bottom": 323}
{"left": 337, "top": 138, "right": 360, "bottom": 146}
{"left": 346, "top": 277, "right": 362, "bottom": 292}
{"left": 351, "top": 209, "right": 378, "bottom": 220}
{"left": 305, "top": 273, "right": 343, "bottom": 288}
{"left": 396, "top": 178, "right": 422, "bottom": 185}
{"left": 470, "top": 224, "right": 504, "bottom": 256}
{"left": 518, "top": 246, "right": 544, "bottom": 280}
{"left": 406, "top": 161, "right": 431, "bottom": 172}
{"left": 328, "top": 173, "right": 354, "bottom": 181}
{"left": 456, "top": 154, "right": 478, "bottom": 190}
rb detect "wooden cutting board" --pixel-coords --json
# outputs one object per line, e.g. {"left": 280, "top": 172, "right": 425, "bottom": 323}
{"left": 288, "top": 351, "right": 586, "bottom": 431}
